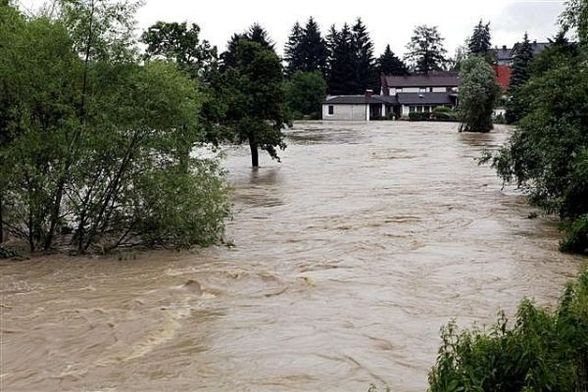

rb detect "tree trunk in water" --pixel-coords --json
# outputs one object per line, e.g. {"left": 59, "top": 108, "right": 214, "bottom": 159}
{"left": 250, "top": 141, "right": 259, "bottom": 168}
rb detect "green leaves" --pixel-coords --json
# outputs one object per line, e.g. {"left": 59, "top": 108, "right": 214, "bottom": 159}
{"left": 429, "top": 270, "right": 588, "bottom": 392}
{"left": 458, "top": 56, "right": 500, "bottom": 132}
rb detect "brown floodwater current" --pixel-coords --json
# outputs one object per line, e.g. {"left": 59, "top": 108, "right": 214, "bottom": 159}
{"left": 1, "top": 122, "right": 585, "bottom": 392}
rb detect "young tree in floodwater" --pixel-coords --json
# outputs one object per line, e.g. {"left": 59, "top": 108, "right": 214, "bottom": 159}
{"left": 222, "top": 39, "right": 289, "bottom": 167}
{"left": 458, "top": 56, "right": 500, "bottom": 132}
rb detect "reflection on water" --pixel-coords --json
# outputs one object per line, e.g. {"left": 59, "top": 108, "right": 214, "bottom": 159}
{"left": 1, "top": 121, "right": 584, "bottom": 392}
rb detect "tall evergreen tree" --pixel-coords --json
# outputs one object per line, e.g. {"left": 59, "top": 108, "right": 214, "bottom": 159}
{"left": 377, "top": 44, "right": 409, "bottom": 76}
{"left": 509, "top": 32, "right": 534, "bottom": 89}
{"left": 326, "top": 24, "right": 355, "bottom": 95}
{"left": 351, "top": 18, "right": 376, "bottom": 93}
{"left": 284, "top": 22, "right": 304, "bottom": 76}
{"left": 300, "top": 17, "right": 328, "bottom": 76}
{"left": 404, "top": 25, "right": 448, "bottom": 74}
{"left": 468, "top": 20, "right": 493, "bottom": 62}
{"left": 505, "top": 32, "right": 534, "bottom": 123}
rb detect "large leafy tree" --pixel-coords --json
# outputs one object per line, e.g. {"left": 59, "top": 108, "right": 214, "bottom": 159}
{"left": 221, "top": 39, "right": 289, "bottom": 167}
{"left": 140, "top": 21, "right": 217, "bottom": 79}
{"left": 468, "top": 20, "right": 494, "bottom": 63}
{"left": 284, "top": 71, "right": 327, "bottom": 119}
{"left": 377, "top": 44, "right": 409, "bottom": 76}
{"left": 505, "top": 32, "right": 535, "bottom": 123}
{"left": 326, "top": 23, "right": 355, "bottom": 94}
{"left": 458, "top": 56, "right": 500, "bottom": 132}
{"left": 404, "top": 25, "right": 448, "bottom": 74}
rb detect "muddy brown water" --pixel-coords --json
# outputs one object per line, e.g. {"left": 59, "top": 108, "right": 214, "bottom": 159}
{"left": 1, "top": 122, "right": 585, "bottom": 392}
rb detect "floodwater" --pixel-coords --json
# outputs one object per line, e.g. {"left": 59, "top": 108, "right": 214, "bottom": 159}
{"left": 1, "top": 122, "right": 585, "bottom": 392}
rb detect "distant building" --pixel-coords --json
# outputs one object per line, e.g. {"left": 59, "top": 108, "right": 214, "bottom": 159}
{"left": 491, "top": 41, "right": 550, "bottom": 91}
{"left": 323, "top": 72, "right": 459, "bottom": 121}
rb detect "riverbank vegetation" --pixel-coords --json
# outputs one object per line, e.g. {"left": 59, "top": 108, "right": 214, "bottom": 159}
{"left": 484, "top": 0, "right": 588, "bottom": 255}
{"left": 0, "top": 0, "right": 232, "bottom": 254}
{"left": 429, "top": 269, "right": 588, "bottom": 392}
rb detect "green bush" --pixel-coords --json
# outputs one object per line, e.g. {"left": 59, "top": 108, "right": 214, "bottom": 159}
{"left": 409, "top": 112, "right": 431, "bottom": 121}
{"left": 428, "top": 270, "right": 588, "bottom": 392}
{"left": 561, "top": 215, "right": 588, "bottom": 254}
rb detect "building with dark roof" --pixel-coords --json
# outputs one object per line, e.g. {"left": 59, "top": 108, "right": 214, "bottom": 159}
{"left": 492, "top": 41, "right": 550, "bottom": 66}
{"left": 323, "top": 73, "right": 460, "bottom": 121}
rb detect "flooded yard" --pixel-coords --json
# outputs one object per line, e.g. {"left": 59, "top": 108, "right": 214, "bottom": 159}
{"left": 1, "top": 121, "right": 583, "bottom": 392}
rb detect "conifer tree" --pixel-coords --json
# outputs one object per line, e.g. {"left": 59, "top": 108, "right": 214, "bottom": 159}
{"left": 326, "top": 24, "right": 355, "bottom": 95}
{"left": 351, "top": 18, "right": 376, "bottom": 93}
{"left": 300, "top": 17, "right": 328, "bottom": 76}
{"left": 377, "top": 44, "right": 409, "bottom": 76}
{"left": 505, "top": 32, "right": 534, "bottom": 123}
{"left": 284, "top": 22, "right": 304, "bottom": 76}
{"left": 468, "top": 20, "right": 493, "bottom": 62}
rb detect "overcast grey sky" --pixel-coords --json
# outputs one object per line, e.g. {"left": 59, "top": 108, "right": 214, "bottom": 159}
{"left": 21, "top": 0, "right": 567, "bottom": 57}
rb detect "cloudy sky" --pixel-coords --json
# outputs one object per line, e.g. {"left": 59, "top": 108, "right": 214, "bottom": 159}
{"left": 21, "top": 0, "right": 567, "bottom": 57}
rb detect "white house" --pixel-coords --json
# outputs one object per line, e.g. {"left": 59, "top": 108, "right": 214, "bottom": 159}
{"left": 323, "top": 72, "right": 460, "bottom": 121}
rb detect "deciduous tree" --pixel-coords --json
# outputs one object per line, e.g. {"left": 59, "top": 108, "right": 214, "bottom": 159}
{"left": 404, "top": 25, "right": 447, "bottom": 74}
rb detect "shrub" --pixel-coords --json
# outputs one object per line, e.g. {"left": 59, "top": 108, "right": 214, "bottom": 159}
{"left": 561, "top": 215, "right": 588, "bottom": 253}
{"left": 428, "top": 270, "right": 588, "bottom": 392}
{"left": 409, "top": 112, "right": 431, "bottom": 121}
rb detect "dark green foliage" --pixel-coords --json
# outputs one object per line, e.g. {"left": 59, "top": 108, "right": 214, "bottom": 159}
{"left": 458, "top": 56, "right": 500, "bottom": 132}
{"left": 404, "top": 25, "right": 448, "bottom": 74}
{"left": 141, "top": 21, "right": 217, "bottom": 79}
{"left": 409, "top": 112, "right": 431, "bottom": 121}
{"left": 327, "top": 23, "right": 356, "bottom": 94}
{"left": 505, "top": 33, "right": 534, "bottom": 124}
{"left": 220, "top": 23, "right": 274, "bottom": 70}
{"left": 377, "top": 44, "right": 409, "bottom": 76}
{"left": 284, "top": 71, "right": 327, "bottom": 119}
{"left": 221, "top": 39, "right": 289, "bottom": 167}
{"left": 284, "top": 17, "right": 328, "bottom": 77}
{"left": 429, "top": 270, "right": 588, "bottom": 392}
{"left": 468, "top": 20, "right": 494, "bottom": 63}
{"left": 561, "top": 215, "right": 588, "bottom": 253}
{"left": 284, "top": 22, "right": 305, "bottom": 76}
{"left": 351, "top": 18, "right": 377, "bottom": 93}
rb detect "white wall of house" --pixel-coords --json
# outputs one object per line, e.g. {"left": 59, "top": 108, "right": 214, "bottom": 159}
{"left": 432, "top": 87, "right": 447, "bottom": 92}
{"left": 322, "top": 104, "right": 369, "bottom": 121}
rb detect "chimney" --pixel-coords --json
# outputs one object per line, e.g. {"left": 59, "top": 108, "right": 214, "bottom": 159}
{"left": 365, "top": 89, "right": 373, "bottom": 98}
{"left": 502, "top": 45, "right": 507, "bottom": 50}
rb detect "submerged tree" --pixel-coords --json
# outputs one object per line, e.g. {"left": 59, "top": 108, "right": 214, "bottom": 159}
{"left": 1, "top": 0, "right": 229, "bottom": 252}
{"left": 458, "top": 56, "right": 500, "bottom": 132}
{"left": 404, "top": 25, "right": 448, "bottom": 74}
{"left": 222, "top": 39, "right": 289, "bottom": 167}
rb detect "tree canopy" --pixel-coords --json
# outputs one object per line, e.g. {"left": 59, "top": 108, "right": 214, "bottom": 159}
{"left": 404, "top": 25, "right": 448, "bottom": 74}
{"left": 377, "top": 44, "right": 409, "bottom": 76}
{"left": 468, "top": 20, "right": 494, "bottom": 63}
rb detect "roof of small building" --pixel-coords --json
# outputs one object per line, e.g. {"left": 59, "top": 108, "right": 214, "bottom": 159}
{"left": 324, "top": 95, "right": 384, "bottom": 105}
{"left": 381, "top": 72, "right": 459, "bottom": 88}
{"left": 396, "top": 92, "right": 454, "bottom": 105}
{"left": 492, "top": 41, "right": 550, "bottom": 61}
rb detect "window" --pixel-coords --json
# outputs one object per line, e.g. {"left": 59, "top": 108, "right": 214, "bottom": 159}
{"left": 419, "top": 87, "right": 427, "bottom": 93}
{"left": 409, "top": 106, "right": 416, "bottom": 113}
{"left": 328, "top": 105, "right": 334, "bottom": 115}
{"left": 417, "top": 106, "right": 423, "bottom": 113}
